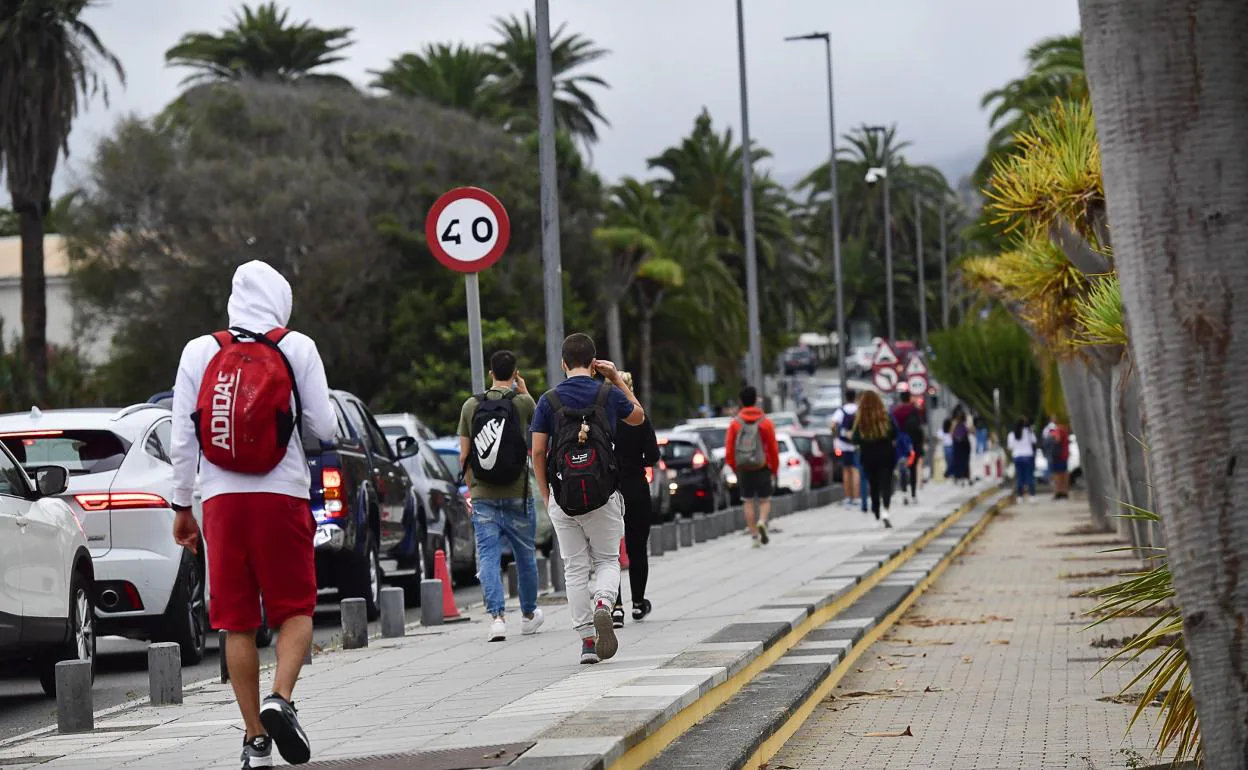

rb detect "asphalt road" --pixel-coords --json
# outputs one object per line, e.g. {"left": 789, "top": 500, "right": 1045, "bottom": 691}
{"left": 0, "top": 584, "right": 483, "bottom": 741}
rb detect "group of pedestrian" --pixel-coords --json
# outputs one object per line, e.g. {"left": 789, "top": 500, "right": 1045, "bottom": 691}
{"left": 939, "top": 406, "right": 975, "bottom": 485}
{"left": 827, "top": 386, "right": 927, "bottom": 529}
{"left": 1004, "top": 414, "right": 1072, "bottom": 503}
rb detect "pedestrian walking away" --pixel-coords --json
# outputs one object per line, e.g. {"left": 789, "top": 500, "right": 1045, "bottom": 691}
{"left": 531, "top": 333, "right": 645, "bottom": 665}
{"left": 726, "top": 386, "right": 780, "bottom": 547}
{"left": 170, "top": 261, "right": 336, "bottom": 769}
{"left": 831, "top": 389, "right": 861, "bottom": 510}
{"left": 940, "top": 417, "right": 954, "bottom": 479}
{"left": 458, "top": 350, "right": 544, "bottom": 643}
{"left": 1042, "top": 415, "right": 1073, "bottom": 499}
{"left": 890, "top": 386, "right": 925, "bottom": 504}
{"left": 1008, "top": 417, "right": 1039, "bottom": 503}
{"left": 852, "top": 390, "right": 897, "bottom": 528}
{"left": 950, "top": 407, "right": 973, "bottom": 485}
{"left": 610, "top": 371, "right": 660, "bottom": 628}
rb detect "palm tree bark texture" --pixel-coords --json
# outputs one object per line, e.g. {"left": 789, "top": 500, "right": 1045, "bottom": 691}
{"left": 1082, "top": 0, "right": 1248, "bottom": 764}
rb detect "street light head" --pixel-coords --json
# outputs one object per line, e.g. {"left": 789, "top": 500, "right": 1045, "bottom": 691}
{"left": 865, "top": 167, "right": 888, "bottom": 185}
{"left": 784, "top": 32, "right": 830, "bottom": 42}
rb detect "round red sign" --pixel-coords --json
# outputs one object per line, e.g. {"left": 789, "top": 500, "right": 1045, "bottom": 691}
{"left": 425, "top": 187, "right": 511, "bottom": 273}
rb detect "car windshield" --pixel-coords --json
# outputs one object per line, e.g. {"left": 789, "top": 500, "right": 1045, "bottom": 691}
{"left": 659, "top": 440, "right": 699, "bottom": 464}
{"left": 381, "top": 425, "right": 407, "bottom": 439}
{"left": 772, "top": 414, "right": 799, "bottom": 428}
{"left": 694, "top": 428, "right": 726, "bottom": 450}
{"left": 777, "top": 438, "right": 793, "bottom": 454}
{"left": 791, "top": 435, "right": 813, "bottom": 455}
{"left": 815, "top": 435, "right": 836, "bottom": 454}
{"left": 436, "top": 450, "right": 462, "bottom": 480}
{"left": 0, "top": 430, "right": 131, "bottom": 476}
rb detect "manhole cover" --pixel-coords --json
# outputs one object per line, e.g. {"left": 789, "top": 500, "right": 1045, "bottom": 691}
{"left": 301, "top": 742, "right": 532, "bottom": 769}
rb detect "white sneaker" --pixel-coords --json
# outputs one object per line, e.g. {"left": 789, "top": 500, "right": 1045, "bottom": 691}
{"left": 882, "top": 512, "right": 893, "bottom": 528}
{"left": 488, "top": 616, "right": 506, "bottom": 642}
{"left": 522, "top": 608, "right": 545, "bottom": 636}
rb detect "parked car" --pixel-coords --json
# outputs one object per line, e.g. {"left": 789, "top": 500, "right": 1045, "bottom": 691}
{"left": 376, "top": 412, "right": 439, "bottom": 444}
{"left": 775, "top": 432, "right": 812, "bottom": 494}
{"left": 1035, "top": 433, "right": 1083, "bottom": 485}
{"left": 0, "top": 445, "right": 93, "bottom": 697}
{"left": 812, "top": 429, "right": 842, "bottom": 483}
{"left": 647, "top": 458, "right": 673, "bottom": 522}
{"left": 307, "top": 391, "right": 422, "bottom": 621}
{"left": 769, "top": 412, "right": 803, "bottom": 431}
{"left": 804, "top": 401, "right": 842, "bottom": 429}
{"left": 782, "top": 346, "right": 817, "bottom": 376}
{"left": 672, "top": 418, "right": 738, "bottom": 503}
{"left": 0, "top": 404, "right": 209, "bottom": 665}
{"left": 845, "top": 345, "right": 876, "bottom": 377}
{"left": 787, "top": 428, "right": 832, "bottom": 489}
{"left": 657, "top": 431, "right": 729, "bottom": 515}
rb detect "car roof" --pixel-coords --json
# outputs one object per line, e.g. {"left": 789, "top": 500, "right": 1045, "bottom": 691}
{"left": 427, "top": 437, "right": 458, "bottom": 452}
{"left": 676, "top": 418, "right": 733, "bottom": 429}
{"left": 0, "top": 404, "right": 168, "bottom": 440}
{"left": 656, "top": 430, "right": 699, "bottom": 443}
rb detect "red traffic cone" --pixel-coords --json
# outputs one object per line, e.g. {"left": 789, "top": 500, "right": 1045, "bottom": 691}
{"left": 618, "top": 536, "right": 630, "bottom": 569}
{"left": 434, "top": 549, "right": 464, "bottom": 621}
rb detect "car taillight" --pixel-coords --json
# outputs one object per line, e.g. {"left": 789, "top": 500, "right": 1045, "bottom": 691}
{"left": 787, "top": 457, "right": 802, "bottom": 467}
{"left": 645, "top": 467, "right": 654, "bottom": 484}
{"left": 75, "top": 492, "right": 170, "bottom": 511}
{"left": 322, "top": 468, "right": 345, "bottom": 515}
{"left": 692, "top": 451, "right": 707, "bottom": 469}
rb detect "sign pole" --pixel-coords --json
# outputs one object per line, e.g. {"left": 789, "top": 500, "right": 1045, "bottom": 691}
{"left": 702, "top": 382, "right": 711, "bottom": 413}
{"left": 465, "top": 273, "right": 485, "bottom": 392}
{"left": 535, "top": 0, "right": 565, "bottom": 392}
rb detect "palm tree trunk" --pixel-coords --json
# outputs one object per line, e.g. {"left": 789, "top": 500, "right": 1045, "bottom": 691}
{"left": 1082, "top": 0, "right": 1248, "bottom": 762}
{"left": 606, "top": 300, "right": 624, "bottom": 369}
{"left": 17, "top": 202, "right": 49, "bottom": 402}
{"left": 1058, "top": 359, "right": 1113, "bottom": 532}
{"left": 638, "top": 309, "right": 653, "bottom": 409}
{"left": 1110, "top": 361, "right": 1153, "bottom": 555}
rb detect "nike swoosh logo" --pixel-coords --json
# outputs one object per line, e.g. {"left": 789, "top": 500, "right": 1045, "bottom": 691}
{"left": 476, "top": 418, "right": 504, "bottom": 470}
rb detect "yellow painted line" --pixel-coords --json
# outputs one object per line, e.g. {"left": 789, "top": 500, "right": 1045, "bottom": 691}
{"left": 741, "top": 491, "right": 1010, "bottom": 770}
{"left": 609, "top": 486, "right": 999, "bottom": 770}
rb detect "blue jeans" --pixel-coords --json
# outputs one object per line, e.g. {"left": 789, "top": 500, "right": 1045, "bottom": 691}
{"left": 944, "top": 445, "right": 954, "bottom": 478}
{"left": 473, "top": 498, "right": 539, "bottom": 617}
{"left": 1014, "top": 456, "right": 1036, "bottom": 497}
{"left": 976, "top": 428, "right": 989, "bottom": 454}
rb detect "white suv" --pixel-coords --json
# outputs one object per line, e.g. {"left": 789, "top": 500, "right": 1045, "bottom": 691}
{"left": 0, "top": 404, "right": 207, "bottom": 665}
{"left": 0, "top": 443, "right": 95, "bottom": 697}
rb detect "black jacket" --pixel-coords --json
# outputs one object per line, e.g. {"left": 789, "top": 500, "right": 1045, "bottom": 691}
{"left": 615, "top": 417, "right": 660, "bottom": 477}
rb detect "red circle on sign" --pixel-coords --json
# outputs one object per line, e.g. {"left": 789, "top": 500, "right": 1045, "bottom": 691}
{"left": 425, "top": 186, "right": 511, "bottom": 274}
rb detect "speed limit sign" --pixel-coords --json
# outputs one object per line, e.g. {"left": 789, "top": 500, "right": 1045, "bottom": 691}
{"left": 425, "top": 186, "right": 511, "bottom": 273}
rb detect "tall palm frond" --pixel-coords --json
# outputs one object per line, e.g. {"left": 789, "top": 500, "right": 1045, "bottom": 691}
{"left": 370, "top": 44, "right": 500, "bottom": 120}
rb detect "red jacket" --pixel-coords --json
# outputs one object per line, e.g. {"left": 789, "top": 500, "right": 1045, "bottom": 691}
{"left": 726, "top": 407, "right": 780, "bottom": 475}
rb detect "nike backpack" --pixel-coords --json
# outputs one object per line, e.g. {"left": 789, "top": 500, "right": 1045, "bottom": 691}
{"left": 193, "top": 327, "right": 301, "bottom": 474}
{"left": 733, "top": 417, "right": 768, "bottom": 471}
{"left": 545, "top": 384, "right": 619, "bottom": 515}
{"left": 468, "top": 391, "right": 529, "bottom": 485}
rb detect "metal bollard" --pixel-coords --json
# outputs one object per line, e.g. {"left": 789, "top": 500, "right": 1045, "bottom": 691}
{"left": 663, "top": 522, "right": 678, "bottom": 551}
{"left": 649, "top": 530, "right": 664, "bottom": 557}
{"left": 340, "top": 597, "right": 369, "bottom": 649}
{"left": 219, "top": 630, "right": 230, "bottom": 683}
{"left": 678, "top": 518, "right": 694, "bottom": 547}
{"left": 550, "top": 547, "right": 566, "bottom": 593}
{"left": 148, "top": 642, "right": 182, "bottom": 706}
{"left": 380, "top": 587, "right": 406, "bottom": 638}
{"left": 693, "top": 513, "right": 708, "bottom": 543}
{"left": 507, "top": 563, "right": 520, "bottom": 598}
{"left": 735, "top": 506, "right": 747, "bottom": 531}
{"left": 55, "top": 659, "right": 93, "bottom": 734}
{"left": 420, "top": 579, "right": 444, "bottom": 626}
{"left": 536, "top": 556, "right": 550, "bottom": 591}
{"left": 304, "top": 645, "right": 313, "bottom": 665}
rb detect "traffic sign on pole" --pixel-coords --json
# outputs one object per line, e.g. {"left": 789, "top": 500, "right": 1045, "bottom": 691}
{"left": 904, "top": 354, "right": 929, "bottom": 377}
{"left": 426, "top": 187, "right": 511, "bottom": 391}
{"left": 695, "top": 364, "right": 716, "bottom": 385}
{"left": 873, "top": 367, "right": 899, "bottom": 392}
{"left": 907, "top": 374, "right": 929, "bottom": 395}
{"left": 872, "top": 340, "right": 899, "bottom": 368}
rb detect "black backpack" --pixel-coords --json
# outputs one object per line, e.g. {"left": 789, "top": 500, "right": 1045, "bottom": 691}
{"left": 467, "top": 391, "right": 529, "bottom": 486}
{"left": 545, "top": 383, "right": 619, "bottom": 515}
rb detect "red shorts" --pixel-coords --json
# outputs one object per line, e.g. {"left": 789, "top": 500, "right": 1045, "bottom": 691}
{"left": 203, "top": 492, "right": 317, "bottom": 632}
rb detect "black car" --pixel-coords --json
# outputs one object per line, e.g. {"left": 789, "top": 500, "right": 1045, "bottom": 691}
{"left": 782, "top": 346, "right": 817, "bottom": 376}
{"left": 657, "top": 431, "right": 729, "bottom": 515}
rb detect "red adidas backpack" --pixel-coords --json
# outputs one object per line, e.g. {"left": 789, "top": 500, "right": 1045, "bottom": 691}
{"left": 193, "top": 327, "right": 301, "bottom": 474}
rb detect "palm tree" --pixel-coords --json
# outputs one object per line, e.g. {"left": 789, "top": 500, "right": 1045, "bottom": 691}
{"left": 0, "top": 0, "right": 123, "bottom": 400}
{"left": 593, "top": 177, "right": 663, "bottom": 366}
{"left": 165, "top": 2, "right": 353, "bottom": 86}
{"left": 488, "top": 12, "right": 609, "bottom": 144}
{"left": 1081, "top": 0, "right": 1246, "bottom": 764}
{"left": 370, "top": 44, "right": 500, "bottom": 120}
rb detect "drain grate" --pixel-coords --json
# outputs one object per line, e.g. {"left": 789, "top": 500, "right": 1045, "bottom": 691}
{"left": 300, "top": 742, "right": 533, "bottom": 769}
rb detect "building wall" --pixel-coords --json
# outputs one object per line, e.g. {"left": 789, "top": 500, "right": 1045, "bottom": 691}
{"left": 0, "top": 277, "right": 112, "bottom": 364}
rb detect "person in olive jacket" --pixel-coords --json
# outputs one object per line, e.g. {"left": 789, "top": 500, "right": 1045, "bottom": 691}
{"left": 611, "top": 371, "right": 661, "bottom": 627}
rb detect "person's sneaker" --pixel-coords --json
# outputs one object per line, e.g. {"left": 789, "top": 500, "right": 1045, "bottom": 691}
{"left": 611, "top": 603, "right": 626, "bottom": 629}
{"left": 593, "top": 601, "right": 619, "bottom": 661}
{"left": 902, "top": 496, "right": 910, "bottom": 506}
{"left": 752, "top": 537, "right": 762, "bottom": 548}
{"left": 488, "top": 616, "right": 507, "bottom": 642}
{"left": 522, "top": 608, "right": 545, "bottom": 636}
{"left": 580, "top": 637, "right": 600, "bottom": 664}
{"left": 882, "top": 513, "right": 893, "bottom": 528}
{"left": 632, "top": 599, "right": 652, "bottom": 621}
{"left": 259, "top": 694, "right": 311, "bottom": 765}
{"left": 758, "top": 522, "right": 770, "bottom": 546}
{"left": 241, "top": 735, "right": 274, "bottom": 769}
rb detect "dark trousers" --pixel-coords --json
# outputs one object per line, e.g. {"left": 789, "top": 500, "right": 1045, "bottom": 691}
{"left": 616, "top": 474, "right": 653, "bottom": 604}
{"left": 863, "top": 459, "right": 895, "bottom": 519}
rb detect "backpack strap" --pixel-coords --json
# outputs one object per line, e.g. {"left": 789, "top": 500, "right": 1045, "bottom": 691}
{"left": 210, "top": 330, "right": 234, "bottom": 348}
{"left": 229, "top": 326, "right": 303, "bottom": 439}
{"left": 544, "top": 389, "right": 564, "bottom": 417}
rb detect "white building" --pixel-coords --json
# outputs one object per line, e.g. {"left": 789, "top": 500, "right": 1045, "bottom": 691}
{"left": 0, "top": 235, "right": 112, "bottom": 363}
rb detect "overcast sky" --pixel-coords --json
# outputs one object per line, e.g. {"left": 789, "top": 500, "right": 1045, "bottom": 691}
{"left": 59, "top": 0, "right": 1079, "bottom": 194}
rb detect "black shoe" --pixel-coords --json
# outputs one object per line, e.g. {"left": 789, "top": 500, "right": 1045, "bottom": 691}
{"left": 259, "top": 694, "right": 310, "bottom": 765}
{"left": 611, "top": 603, "right": 625, "bottom": 629}
{"left": 241, "top": 735, "right": 273, "bottom": 769}
{"left": 632, "top": 599, "right": 652, "bottom": 621}
{"left": 758, "top": 522, "right": 770, "bottom": 545}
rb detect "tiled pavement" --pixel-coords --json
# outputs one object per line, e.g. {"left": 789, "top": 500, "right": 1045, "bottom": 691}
{"left": 771, "top": 494, "right": 1170, "bottom": 770}
{"left": 0, "top": 484, "right": 980, "bottom": 770}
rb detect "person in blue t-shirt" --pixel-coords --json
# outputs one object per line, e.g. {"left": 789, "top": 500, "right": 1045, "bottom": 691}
{"left": 531, "top": 333, "right": 645, "bottom": 665}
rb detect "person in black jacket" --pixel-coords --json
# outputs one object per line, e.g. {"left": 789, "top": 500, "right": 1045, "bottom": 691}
{"left": 612, "top": 372, "right": 660, "bottom": 627}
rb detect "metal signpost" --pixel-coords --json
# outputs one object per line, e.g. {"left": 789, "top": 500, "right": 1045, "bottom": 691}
{"left": 696, "top": 364, "right": 716, "bottom": 414}
{"left": 425, "top": 187, "right": 511, "bottom": 391}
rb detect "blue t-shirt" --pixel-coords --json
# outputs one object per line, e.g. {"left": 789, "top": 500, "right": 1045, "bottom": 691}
{"left": 530, "top": 376, "right": 636, "bottom": 437}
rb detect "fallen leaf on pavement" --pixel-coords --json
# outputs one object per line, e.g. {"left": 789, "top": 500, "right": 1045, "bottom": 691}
{"left": 961, "top": 656, "right": 974, "bottom": 663}
{"left": 990, "top": 639, "right": 1011, "bottom": 645}
{"left": 841, "top": 689, "right": 899, "bottom": 698}
{"left": 865, "top": 726, "right": 914, "bottom": 738}
{"left": 902, "top": 614, "right": 1013, "bottom": 627}
{"left": 924, "top": 685, "right": 943, "bottom": 693}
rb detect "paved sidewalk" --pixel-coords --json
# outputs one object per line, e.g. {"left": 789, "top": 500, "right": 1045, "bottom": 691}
{"left": 0, "top": 485, "right": 976, "bottom": 770}
{"left": 772, "top": 495, "right": 1169, "bottom": 770}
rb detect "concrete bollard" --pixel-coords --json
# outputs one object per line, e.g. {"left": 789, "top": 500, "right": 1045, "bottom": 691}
{"left": 537, "top": 556, "right": 550, "bottom": 591}
{"left": 663, "top": 522, "right": 678, "bottom": 551}
{"left": 550, "top": 548, "right": 566, "bottom": 593}
{"left": 55, "top": 659, "right": 93, "bottom": 734}
{"left": 679, "top": 518, "right": 694, "bottom": 548}
{"left": 649, "top": 530, "right": 664, "bottom": 557}
{"left": 420, "top": 579, "right": 444, "bottom": 626}
{"left": 304, "top": 645, "right": 313, "bottom": 665}
{"left": 340, "top": 598, "right": 369, "bottom": 649}
{"left": 219, "top": 630, "right": 230, "bottom": 683}
{"left": 716, "top": 510, "right": 730, "bottom": 536}
{"left": 507, "top": 563, "right": 520, "bottom": 598}
{"left": 147, "top": 642, "right": 182, "bottom": 706}
{"left": 692, "top": 513, "right": 708, "bottom": 543}
{"left": 380, "top": 587, "right": 406, "bottom": 638}
{"left": 737, "top": 506, "right": 747, "bottom": 531}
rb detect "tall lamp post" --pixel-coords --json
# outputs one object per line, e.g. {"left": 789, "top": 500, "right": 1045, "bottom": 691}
{"left": 735, "top": 0, "right": 763, "bottom": 393}
{"left": 785, "top": 31, "right": 846, "bottom": 398}
{"left": 535, "top": 0, "right": 564, "bottom": 390}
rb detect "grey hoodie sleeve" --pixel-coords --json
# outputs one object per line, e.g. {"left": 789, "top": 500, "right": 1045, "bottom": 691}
{"left": 292, "top": 334, "right": 336, "bottom": 443}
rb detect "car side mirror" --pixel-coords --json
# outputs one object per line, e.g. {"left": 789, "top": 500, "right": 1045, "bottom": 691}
{"left": 395, "top": 436, "right": 419, "bottom": 459}
{"left": 36, "top": 465, "right": 69, "bottom": 498}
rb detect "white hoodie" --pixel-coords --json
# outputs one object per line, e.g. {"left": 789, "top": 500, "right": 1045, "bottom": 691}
{"left": 171, "top": 261, "right": 336, "bottom": 507}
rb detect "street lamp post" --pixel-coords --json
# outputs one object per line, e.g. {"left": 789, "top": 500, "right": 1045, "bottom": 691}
{"left": 940, "top": 195, "right": 949, "bottom": 328}
{"left": 864, "top": 126, "right": 894, "bottom": 343}
{"left": 784, "top": 31, "right": 845, "bottom": 398}
{"left": 914, "top": 190, "right": 927, "bottom": 351}
{"left": 736, "top": 0, "right": 763, "bottom": 392}
{"left": 535, "top": 0, "right": 564, "bottom": 390}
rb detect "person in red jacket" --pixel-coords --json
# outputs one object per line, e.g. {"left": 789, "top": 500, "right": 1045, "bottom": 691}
{"left": 726, "top": 386, "right": 781, "bottom": 546}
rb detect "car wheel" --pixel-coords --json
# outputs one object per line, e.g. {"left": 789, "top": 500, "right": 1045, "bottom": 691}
{"left": 159, "top": 551, "right": 208, "bottom": 666}
{"left": 344, "top": 533, "right": 381, "bottom": 621}
{"left": 40, "top": 568, "right": 95, "bottom": 698}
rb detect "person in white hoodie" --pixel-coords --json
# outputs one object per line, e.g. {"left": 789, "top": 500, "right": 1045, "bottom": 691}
{"left": 170, "top": 261, "right": 335, "bottom": 769}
